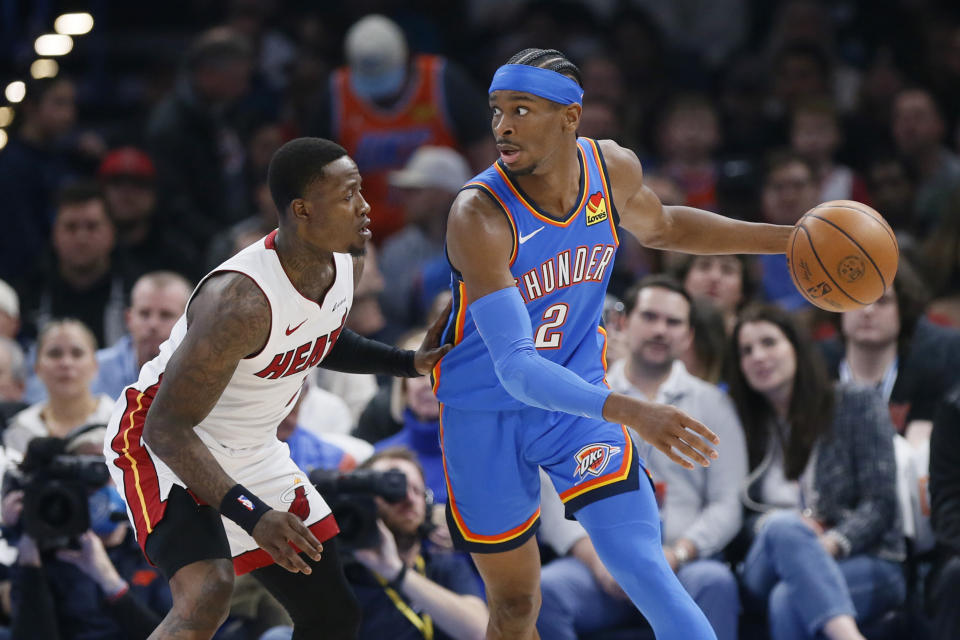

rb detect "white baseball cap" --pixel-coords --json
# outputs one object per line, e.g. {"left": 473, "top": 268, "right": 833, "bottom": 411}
{"left": 345, "top": 15, "right": 408, "bottom": 99}
{"left": 0, "top": 279, "right": 18, "bottom": 318}
{"left": 389, "top": 146, "right": 472, "bottom": 193}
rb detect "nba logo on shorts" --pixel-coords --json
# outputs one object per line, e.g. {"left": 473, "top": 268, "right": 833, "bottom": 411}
{"left": 238, "top": 495, "right": 255, "bottom": 511}
{"left": 573, "top": 443, "right": 621, "bottom": 479}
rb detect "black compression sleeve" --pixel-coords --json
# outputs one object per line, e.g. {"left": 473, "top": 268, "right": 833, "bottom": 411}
{"left": 321, "top": 329, "right": 420, "bottom": 377}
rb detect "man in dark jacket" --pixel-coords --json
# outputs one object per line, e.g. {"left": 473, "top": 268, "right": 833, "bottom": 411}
{"left": 17, "top": 182, "right": 129, "bottom": 350}
{"left": 98, "top": 148, "right": 201, "bottom": 283}
{"left": 820, "top": 259, "right": 960, "bottom": 433}
{"left": 928, "top": 384, "right": 960, "bottom": 640}
{"left": 146, "top": 27, "right": 257, "bottom": 259}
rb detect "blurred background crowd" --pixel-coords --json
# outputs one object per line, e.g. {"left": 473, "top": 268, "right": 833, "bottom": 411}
{"left": 1, "top": 0, "right": 960, "bottom": 639}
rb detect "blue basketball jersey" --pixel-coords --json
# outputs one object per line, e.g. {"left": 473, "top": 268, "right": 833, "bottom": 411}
{"left": 433, "top": 137, "right": 620, "bottom": 410}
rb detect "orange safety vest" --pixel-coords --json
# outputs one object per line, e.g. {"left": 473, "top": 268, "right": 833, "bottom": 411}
{"left": 332, "top": 54, "right": 459, "bottom": 242}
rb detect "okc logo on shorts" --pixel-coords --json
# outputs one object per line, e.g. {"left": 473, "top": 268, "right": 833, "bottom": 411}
{"left": 573, "top": 443, "right": 621, "bottom": 479}
{"left": 237, "top": 495, "right": 255, "bottom": 511}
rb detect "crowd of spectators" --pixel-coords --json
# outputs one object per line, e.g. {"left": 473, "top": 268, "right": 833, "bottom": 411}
{"left": 2, "top": 0, "right": 960, "bottom": 638}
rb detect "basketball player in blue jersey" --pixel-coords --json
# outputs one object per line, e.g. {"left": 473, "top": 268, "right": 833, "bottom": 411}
{"left": 434, "top": 49, "right": 796, "bottom": 640}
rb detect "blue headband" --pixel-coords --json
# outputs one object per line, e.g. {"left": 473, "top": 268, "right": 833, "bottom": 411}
{"left": 489, "top": 64, "right": 583, "bottom": 106}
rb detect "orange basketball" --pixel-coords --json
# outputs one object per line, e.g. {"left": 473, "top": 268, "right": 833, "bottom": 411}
{"left": 787, "top": 200, "right": 899, "bottom": 312}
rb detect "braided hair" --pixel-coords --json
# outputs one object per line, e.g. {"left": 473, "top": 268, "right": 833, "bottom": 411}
{"left": 505, "top": 48, "right": 583, "bottom": 87}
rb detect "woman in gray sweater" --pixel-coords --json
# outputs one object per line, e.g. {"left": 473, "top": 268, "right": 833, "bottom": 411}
{"left": 728, "top": 304, "right": 905, "bottom": 640}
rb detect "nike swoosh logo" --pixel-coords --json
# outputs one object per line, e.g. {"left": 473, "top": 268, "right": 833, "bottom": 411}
{"left": 285, "top": 319, "right": 307, "bottom": 336}
{"left": 518, "top": 226, "right": 545, "bottom": 244}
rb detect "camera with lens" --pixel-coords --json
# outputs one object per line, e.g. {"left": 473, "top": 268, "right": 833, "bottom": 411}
{"left": 309, "top": 468, "right": 407, "bottom": 550}
{"left": 14, "top": 435, "right": 111, "bottom": 552}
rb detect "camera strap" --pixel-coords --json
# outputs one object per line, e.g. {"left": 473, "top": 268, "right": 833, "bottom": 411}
{"left": 374, "top": 555, "right": 434, "bottom": 640}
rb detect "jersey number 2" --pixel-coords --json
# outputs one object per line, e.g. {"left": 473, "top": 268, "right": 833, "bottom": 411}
{"left": 534, "top": 303, "right": 568, "bottom": 349}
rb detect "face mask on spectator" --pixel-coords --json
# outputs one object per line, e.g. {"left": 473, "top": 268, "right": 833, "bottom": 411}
{"left": 89, "top": 484, "right": 127, "bottom": 536}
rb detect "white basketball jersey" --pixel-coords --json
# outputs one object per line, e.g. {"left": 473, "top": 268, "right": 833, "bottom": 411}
{"left": 114, "top": 230, "right": 354, "bottom": 451}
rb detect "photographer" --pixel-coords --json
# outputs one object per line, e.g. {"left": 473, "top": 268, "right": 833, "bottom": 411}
{"left": 264, "top": 447, "right": 488, "bottom": 640}
{"left": 4, "top": 434, "right": 171, "bottom": 639}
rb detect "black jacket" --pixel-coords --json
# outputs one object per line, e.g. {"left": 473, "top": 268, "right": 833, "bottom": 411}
{"left": 146, "top": 78, "right": 257, "bottom": 256}
{"left": 931, "top": 385, "right": 960, "bottom": 556}
{"left": 820, "top": 319, "right": 960, "bottom": 430}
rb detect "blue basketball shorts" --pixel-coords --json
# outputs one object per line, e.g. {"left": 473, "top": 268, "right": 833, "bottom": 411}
{"left": 438, "top": 402, "right": 649, "bottom": 553}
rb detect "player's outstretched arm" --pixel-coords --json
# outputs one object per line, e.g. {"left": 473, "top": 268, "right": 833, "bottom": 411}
{"left": 320, "top": 302, "right": 452, "bottom": 378}
{"left": 599, "top": 140, "right": 792, "bottom": 256}
{"left": 142, "top": 273, "right": 322, "bottom": 573}
{"left": 447, "top": 190, "right": 719, "bottom": 468}
{"left": 603, "top": 395, "right": 718, "bottom": 470}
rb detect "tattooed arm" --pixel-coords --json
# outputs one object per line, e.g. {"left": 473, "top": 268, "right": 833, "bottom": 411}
{"left": 141, "top": 272, "right": 268, "bottom": 507}
{"left": 141, "top": 272, "right": 323, "bottom": 573}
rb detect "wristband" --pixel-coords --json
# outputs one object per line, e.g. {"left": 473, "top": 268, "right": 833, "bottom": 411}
{"left": 220, "top": 485, "right": 272, "bottom": 535}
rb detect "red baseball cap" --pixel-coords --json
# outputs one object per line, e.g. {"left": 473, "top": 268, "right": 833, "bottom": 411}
{"left": 98, "top": 147, "right": 156, "bottom": 181}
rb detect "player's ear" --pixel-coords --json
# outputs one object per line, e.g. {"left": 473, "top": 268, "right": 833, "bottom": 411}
{"left": 562, "top": 103, "right": 581, "bottom": 133}
{"left": 289, "top": 198, "right": 309, "bottom": 221}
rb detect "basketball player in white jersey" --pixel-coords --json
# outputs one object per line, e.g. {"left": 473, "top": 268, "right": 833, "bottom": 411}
{"left": 103, "top": 138, "right": 451, "bottom": 639}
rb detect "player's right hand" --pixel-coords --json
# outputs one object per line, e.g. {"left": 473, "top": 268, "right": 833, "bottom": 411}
{"left": 252, "top": 511, "right": 324, "bottom": 574}
{"left": 607, "top": 395, "right": 719, "bottom": 469}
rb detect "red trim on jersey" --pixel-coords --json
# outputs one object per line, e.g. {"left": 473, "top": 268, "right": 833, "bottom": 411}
{"left": 232, "top": 514, "right": 340, "bottom": 575}
{"left": 110, "top": 381, "right": 165, "bottom": 549}
{"left": 265, "top": 230, "right": 340, "bottom": 310}
{"left": 186, "top": 488, "right": 208, "bottom": 507}
{"left": 264, "top": 229, "right": 278, "bottom": 250}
